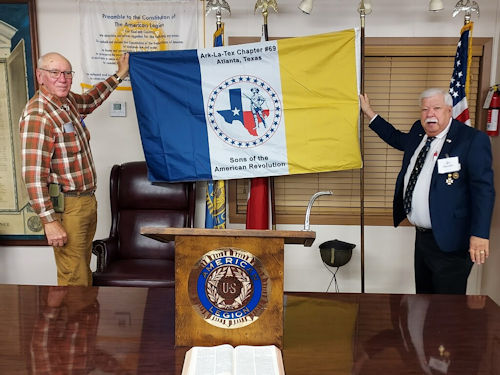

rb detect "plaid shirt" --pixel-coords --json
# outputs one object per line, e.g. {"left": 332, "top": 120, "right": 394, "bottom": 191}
{"left": 20, "top": 76, "right": 119, "bottom": 223}
{"left": 30, "top": 296, "right": 99, "bottom": 374}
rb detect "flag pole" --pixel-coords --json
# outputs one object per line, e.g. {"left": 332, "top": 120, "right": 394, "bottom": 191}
{"left": 358, "top": 0, "right": 370, "bottom": 293}
{"left": 262, "top": 8, "right": 269, "bottom": 41}
{"left": 216, "top": 10, "right": 222, "bottom": 30}
{"left": 255, "top": 0, "right": 278, "bottom": 41}
{"left": 205, "top": 0, "right": 231, "bottom": 230}
{"left": 451, "top": 0, "right": 477, "bottom": 125}
{"left": 261, "top": 5, "right": 272, "bottom": 230}
{"left": 255, "top": 0, "right": 278, "bottom": 230}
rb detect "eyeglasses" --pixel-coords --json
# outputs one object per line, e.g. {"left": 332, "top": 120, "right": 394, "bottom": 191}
{"left": 39, "top": 68, "right": 74, "bottom": 79}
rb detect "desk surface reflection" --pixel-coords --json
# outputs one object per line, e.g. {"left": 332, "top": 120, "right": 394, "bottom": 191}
{"left": 0, "top": 285, "right": 498, "bottom": 374}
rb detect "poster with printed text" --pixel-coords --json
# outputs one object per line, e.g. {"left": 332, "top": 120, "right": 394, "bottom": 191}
{"left": 79, "top": 0, "right": 198, "bottom": 89}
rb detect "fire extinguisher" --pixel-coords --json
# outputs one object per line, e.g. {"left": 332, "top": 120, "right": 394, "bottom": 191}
{"left": 486, "top": 87, "right": 499, "bottom": 136}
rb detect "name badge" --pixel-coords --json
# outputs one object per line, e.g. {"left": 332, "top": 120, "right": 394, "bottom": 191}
{"left": 63, "top": 122, "right": 75, "bottom": 133}
{"left": 438, "top": 156, "right": 460, "bottom": 174}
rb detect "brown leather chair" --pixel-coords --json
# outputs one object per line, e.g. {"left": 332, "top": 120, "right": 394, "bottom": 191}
{"left": 92, "top": 161, "right": 195, "bottom": 287}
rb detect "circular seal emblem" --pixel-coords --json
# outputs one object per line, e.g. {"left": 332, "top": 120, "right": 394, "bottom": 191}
{"left": 188, "top": 247, "right": 269, "bottom": 329}
{"left": 27, "top": 215, "right": 43, "bottom": 233}
{"left": 206, "top": 75, "right": 282, "bottom": 148}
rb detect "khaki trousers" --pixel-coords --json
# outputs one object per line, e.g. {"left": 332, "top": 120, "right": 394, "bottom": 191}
{"left": 53, "top": 195, "right": 97, "bottom": 286}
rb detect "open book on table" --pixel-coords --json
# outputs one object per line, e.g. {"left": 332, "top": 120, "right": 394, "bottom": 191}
{"left": 181, "top": 344, "right": 285, "bottom": 375}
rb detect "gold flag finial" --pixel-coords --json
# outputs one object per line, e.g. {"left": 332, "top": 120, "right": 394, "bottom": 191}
{"left": 255, "top": 0, "right": 278, "bottom": 31}
{"left": 255, "top": 0, "right": 279, "bottom": 19}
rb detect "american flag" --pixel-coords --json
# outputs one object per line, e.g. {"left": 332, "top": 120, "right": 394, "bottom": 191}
{"left": 449, "top": 22, "right": 473, "bottom": 126}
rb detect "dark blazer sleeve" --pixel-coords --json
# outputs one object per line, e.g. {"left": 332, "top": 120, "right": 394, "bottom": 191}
{"left": 368, "top": 115, "right": 411, "bottom": 151}
{"left": 464, "top": 129, "right": 495, "bottom": 239}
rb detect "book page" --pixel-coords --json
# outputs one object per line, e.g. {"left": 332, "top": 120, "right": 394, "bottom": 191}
{"left": 183, "top": 344, "right": 234, "bottom": 375}
{"left": 233, "top": 345, "right": 283, "bottom": 375}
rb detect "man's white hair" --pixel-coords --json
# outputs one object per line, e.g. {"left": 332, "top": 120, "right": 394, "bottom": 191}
{"left": 419, "top": 88, "right": 453, "bottom": 107}
{"left": 37, "top": 52, "right": 71, "bottom": 69}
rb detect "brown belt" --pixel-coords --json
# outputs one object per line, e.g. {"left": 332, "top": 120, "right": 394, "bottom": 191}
{"left": 64, "top": 190, "right": 95, "bottom": 197}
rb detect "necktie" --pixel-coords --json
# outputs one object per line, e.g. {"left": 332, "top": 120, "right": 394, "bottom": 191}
{"left": 403, "top": 136, "right": 435, "bottom": 214}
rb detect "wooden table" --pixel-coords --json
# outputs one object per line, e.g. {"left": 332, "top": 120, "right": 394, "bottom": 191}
{"left": 0, "top": 284, "right": 499, "bottom": 374}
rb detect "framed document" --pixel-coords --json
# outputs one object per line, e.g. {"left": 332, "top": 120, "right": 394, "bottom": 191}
{"left": 0, "top": 0, "right": 44, "bottom": 245}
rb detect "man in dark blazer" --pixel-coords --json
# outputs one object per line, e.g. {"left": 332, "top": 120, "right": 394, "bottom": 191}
{"left": 359, "top": 88, "right": 495, "bottom": 294}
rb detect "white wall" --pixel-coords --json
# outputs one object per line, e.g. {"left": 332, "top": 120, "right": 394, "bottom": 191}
{"left": 1, "top": 0, "right": 498, "bottom": 296}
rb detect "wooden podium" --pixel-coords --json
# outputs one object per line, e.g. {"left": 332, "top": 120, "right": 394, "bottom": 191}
{"left": 141, "top": 227, "right": 315, "bottom": 348}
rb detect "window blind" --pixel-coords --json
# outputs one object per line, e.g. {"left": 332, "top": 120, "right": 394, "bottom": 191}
{"left": 229, "top": 42, "right": 484, "bottom": 225}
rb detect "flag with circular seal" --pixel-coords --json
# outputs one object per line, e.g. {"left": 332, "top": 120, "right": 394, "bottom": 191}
{"left": 130, "top": 29, "right": 361, "bottom": 182}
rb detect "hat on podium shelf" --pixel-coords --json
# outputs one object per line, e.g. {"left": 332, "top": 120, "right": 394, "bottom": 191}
{"left": 319, "top": 239, "right": 356, "bottom": 267}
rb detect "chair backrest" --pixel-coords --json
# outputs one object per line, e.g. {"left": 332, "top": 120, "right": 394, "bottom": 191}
{"left": 109, "top": 161, "right": 195, "bottom": 260}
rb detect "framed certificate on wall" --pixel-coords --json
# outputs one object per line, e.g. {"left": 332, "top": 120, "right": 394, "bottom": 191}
{"left": 0, "top": 0, "right": 44, "bottom": 245}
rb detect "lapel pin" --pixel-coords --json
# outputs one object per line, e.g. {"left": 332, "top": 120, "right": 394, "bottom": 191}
{"left": 452, "top": 172, "right": 459, "bottom": 179}
{"left": 446, "top": 139, "right": 452, "bottom": 143}
{"left": 446, "top": 173, "right": 454, "bottom": 185}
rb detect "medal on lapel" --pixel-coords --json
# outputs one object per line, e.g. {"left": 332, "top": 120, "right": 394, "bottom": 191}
{"left": 446, "top": 173, "right": 454, "bottom": 185}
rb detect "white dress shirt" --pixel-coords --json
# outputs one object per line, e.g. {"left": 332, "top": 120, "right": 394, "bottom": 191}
{"left": 404, "top": 119, "right": 452, "bottom": 229}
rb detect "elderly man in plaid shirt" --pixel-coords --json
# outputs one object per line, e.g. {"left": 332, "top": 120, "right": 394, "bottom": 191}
{"left": 20, "top": 52, "right": 129, "bottom": 286}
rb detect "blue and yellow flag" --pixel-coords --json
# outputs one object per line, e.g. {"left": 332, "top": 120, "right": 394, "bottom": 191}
{"left": 129, "top": 29, "right": 361, "bottom": 182}
{"left": 206, "top": 23, "right": 227, "bottom": 229}
{"left": 205, "top": 180, "right": 226, "bottom": 228}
